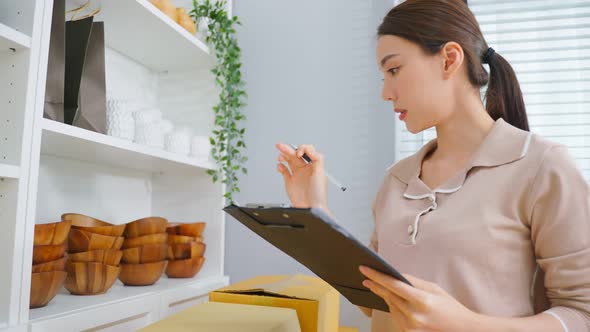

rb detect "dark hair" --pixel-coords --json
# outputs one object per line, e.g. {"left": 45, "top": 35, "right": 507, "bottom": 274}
{"left": 378, "top": 0, "right": 529, "bottom": 131}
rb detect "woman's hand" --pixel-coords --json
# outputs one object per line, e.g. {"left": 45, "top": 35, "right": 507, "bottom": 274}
{"left": 359, "top": 266, "right": 479, "bottom": 332}
{"left": 275, "top": 143, "right": 327, "bottom": 209}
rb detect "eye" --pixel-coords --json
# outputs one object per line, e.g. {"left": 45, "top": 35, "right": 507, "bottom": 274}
{"left": 387, "top": 67, "right": 400, "bottom": 76}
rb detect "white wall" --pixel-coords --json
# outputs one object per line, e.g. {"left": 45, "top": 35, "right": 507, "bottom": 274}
{"left": 227, "top": 1, "right": 395, "bottom": 330}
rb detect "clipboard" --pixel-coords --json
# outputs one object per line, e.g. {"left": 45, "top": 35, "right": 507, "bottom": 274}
{"left": 223, "top": 204, "right": 413, "bottom": 312}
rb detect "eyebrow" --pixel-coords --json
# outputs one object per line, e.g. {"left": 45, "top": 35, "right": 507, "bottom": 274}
{"left": 380, "top": 53, "right": 399, "bottom": 68}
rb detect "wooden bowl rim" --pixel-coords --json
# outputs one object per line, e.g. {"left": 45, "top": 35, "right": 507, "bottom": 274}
{"left": 127, "top": 216, "right": 168, "bottom": 226}
{"left": 67, "top": 248, "right": 121, "bottom": 256}
{"left": 124, "top": 233, "right": 168, "bottom": 241}
{"left": 62, "top": 213, "right": 111, "bottom": 226}
{"left": 122, "top": 242, "right": 168, "bottom": 252}
{"left": 169, "top": 241, "right": 206, "bottom": 248}
{"left": 168, "top": 256, "right": 205, "bottom": 264}
{"left": 32, "top": 256, "right": 66, "bottom": 266}
{"left": 167, "top": 234, "right": 195, "bottom": 240}
{"left": 65, "top": 260, "right": 121, "bottom": 271}
{"left": 31, "top": 270, "right": 68, "bottom": 277}
{"left": 34, "top": 242, "right": 67, "bottom": 250}
{"left": 166, "top": 221, "right": 206, "bottom": 227}
{"left": 35, "top": 220, "right": 72, "bottom": 228}
{"left": 120, "top": 260, "right": 168, "bottom": 268}
{"left": 69, "top": 227, "right": 123, "bottom": 240}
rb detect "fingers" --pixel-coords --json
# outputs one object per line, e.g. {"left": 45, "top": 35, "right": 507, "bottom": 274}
{"left": 295, "top": 144, "right": 324, "bottom": 166}
{"left": 276, "top": 143, "right": 307, "bottom": 168}
{"left": 277, "top": 163, "right": 291, "bottom": 178}
{"left": 277, "top": 163, "right": 294, "bottom": 194}
{"left": 359, "top": 266, "right": 424, "bottom": 304}
{"left": 276, "top": 142, "right": 296, "bottom": 156}
{"left": 363, "top": 279, "right": 411, "bottom": 318}
{"left": 401, "top": 273, "right": 442, "bottom": 294}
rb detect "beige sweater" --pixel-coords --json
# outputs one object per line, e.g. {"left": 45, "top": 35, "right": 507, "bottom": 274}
{"left": 369, "top": 118, "right": 590, "bottom": 332}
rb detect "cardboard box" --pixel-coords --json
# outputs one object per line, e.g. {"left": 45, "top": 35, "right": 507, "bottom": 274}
{"left": 339, "top": 327, "right": 359, "bottom": 332}
{"left": 139, "top": 301, "right": 301, "bottom": 332}
{"left": 210, "top": 274, "right": 339, "bottom": 332}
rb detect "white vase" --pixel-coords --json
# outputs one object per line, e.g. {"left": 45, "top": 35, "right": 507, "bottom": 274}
{"left": 107, "top": 100, "right": 135, "bottom": 141}
{"left": 134, "top": 108, "right": 163, "bottom": 148}
{"left": 134, "top": 108, "right": 161, "bottom": 125}
{"left": 165, "top": 127, "right": 192, "bottom": 155}
{"left": 160, "top": 119, "right": 174, "bottom": 135}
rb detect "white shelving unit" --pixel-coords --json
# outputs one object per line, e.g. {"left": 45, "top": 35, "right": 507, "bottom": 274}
{"left": 29, "top": 276, "right": 228, "bottom": 331}
{"left": 0, "top": 22, "right": 31, "bottom": 51}
{"left": 0, "top": 0, "right": 232, "bottom": 331}
{"left": 0, "top": 164, "right": 20, "bottom": 179}
{"left": 96, "top": 0, "right": 213, "bottom": 71}
{"left": 41, "top": 118, "right": 216, "bottom": 173}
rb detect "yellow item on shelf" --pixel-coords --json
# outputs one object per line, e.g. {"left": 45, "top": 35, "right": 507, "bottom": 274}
{"left": 138, "top": 302, "right": 301, "bottom": 332}
{"left": 210, "top": 274, "right": 339, "bottom": 332}
{"left": 149, "top": 0, "right": 176, "bottom": 22}
{"left": 176, "top": 8, "right": 197, "bottom": 35}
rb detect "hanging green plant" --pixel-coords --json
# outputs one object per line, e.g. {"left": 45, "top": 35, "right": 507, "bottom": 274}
{"left": 191, "top": 0, "right": 247, "bottom": 204}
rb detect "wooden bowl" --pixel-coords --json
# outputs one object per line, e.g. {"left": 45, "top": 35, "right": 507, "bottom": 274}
{"left": 63, "top": 213, "right": 126, "bottom": 237}
{"left": 34, "top": 220, "right": 72, "bottom": 246}
{"left": 67, "top": 249, "right": 123, "bottom": 266}
{"left": 168, "top": 242, "right": 206, "bottom": 260}
{"left": 32, "top": 243, "right": 66, "bottom": 264}
{"left": 122, "top": 243, "right": 168, "bottom": 264}
{"left": 32, "top": 257, "right": 66, "bottom": 273}
{"left": 68, "top": 228, "right": 124, "bottom": 253}
{"left": 166, "top": 222, "right": 206, "bottom": 238}
{"left": 124, "top": 217, "right": 167, "bottom": 238}
{"left": 64, "top": 261, "right": 120, "bottom": 295}
{"left": 122, "top": 233, "right": 167, "bottom": 249}
{"left": 166, "top": 257, "right": 205, "bottom": 278}
{"left": 118, "top": 260, "right": 168, "bottom": 286}
{"left": 167, "top": 234, "right": 195, "bottom": 245}
{"left": 30, "top": 270, "right": 67, "bottom": 308}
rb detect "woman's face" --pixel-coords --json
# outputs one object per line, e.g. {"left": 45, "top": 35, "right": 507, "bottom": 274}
{"left": 377, "top": 35, "right": 454, "bottom": 134}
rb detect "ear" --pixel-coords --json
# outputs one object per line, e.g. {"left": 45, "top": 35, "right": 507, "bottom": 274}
{"left": 439, "top": 42, "right": 464, "bottom": 79}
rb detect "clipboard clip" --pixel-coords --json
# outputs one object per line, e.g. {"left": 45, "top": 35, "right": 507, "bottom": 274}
{"left": 242, "top": 208, "right": 306, "bottom": 230}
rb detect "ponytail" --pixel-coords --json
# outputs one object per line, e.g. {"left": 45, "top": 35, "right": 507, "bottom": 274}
{"left": 484, "top": 49, "right": 529, "bottom": 131}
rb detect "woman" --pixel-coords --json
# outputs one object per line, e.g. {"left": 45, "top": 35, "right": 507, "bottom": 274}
{"left": 275, "top": 0, "right": 590, "bottom": 331}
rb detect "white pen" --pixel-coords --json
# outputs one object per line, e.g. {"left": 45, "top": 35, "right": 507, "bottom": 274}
{"left": 289, "top": 144, "right": 348, "bottom": 192}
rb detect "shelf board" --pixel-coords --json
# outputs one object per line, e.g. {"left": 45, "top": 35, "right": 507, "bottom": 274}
{"left": 0, "top": 164, "right": 20, "bottom": 179}
{"left": 29, "top": 275, "right": 227, "bottom": 322}
{"left": 95, "top": 0, "right": 213, "bottom": 71}
{"left": 41, "top": 118, "right": 215, "bottom": 173}
{"left": 0, "top": 22, "right": 31, "bottom": 51}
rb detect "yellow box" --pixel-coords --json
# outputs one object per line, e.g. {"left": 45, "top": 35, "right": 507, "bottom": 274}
{"left": 339, "top": 327, "right": 359, "bottom": 332}
{"left": 210, "top": 274, "right": 339, "bottom": 332}
{"left": 139, "top": 301, "right": 301, "bottom": 332}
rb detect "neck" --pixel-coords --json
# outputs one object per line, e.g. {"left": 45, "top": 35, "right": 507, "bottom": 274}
{"left": 431, "top": 95, "right": 495, "bottom": 162}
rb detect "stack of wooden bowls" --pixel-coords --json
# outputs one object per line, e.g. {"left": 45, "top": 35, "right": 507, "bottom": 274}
{"left": 165, "top": 222, "right": 206, "bottom": 278}
{"left": 119, "top": 217, "right": 169, "bottom": 286}
{"left": 62, "top": 213, "right": 124, "bottom": 295}
{"left": 31, "top": 220, "right": 71, "bottom": 308}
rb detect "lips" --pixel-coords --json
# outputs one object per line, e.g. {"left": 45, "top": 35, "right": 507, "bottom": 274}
{"left": 395, "top": 108, "right": 408, "bottom": 121}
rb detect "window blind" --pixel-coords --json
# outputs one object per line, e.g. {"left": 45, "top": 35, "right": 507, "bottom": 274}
{"left": 395, "top": 0, "right": 590, "bottom": 181}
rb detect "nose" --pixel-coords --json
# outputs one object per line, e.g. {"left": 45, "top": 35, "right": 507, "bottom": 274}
{"left": 381, "top": 79, "right": 396, "bottom": 102}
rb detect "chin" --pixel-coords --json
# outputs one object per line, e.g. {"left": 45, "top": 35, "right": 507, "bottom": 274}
{"left": 405, "top": 119, "right": 435, "bottom": 135}
{"left": 405, "top": 124, "right": 420, "bottom": 134}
